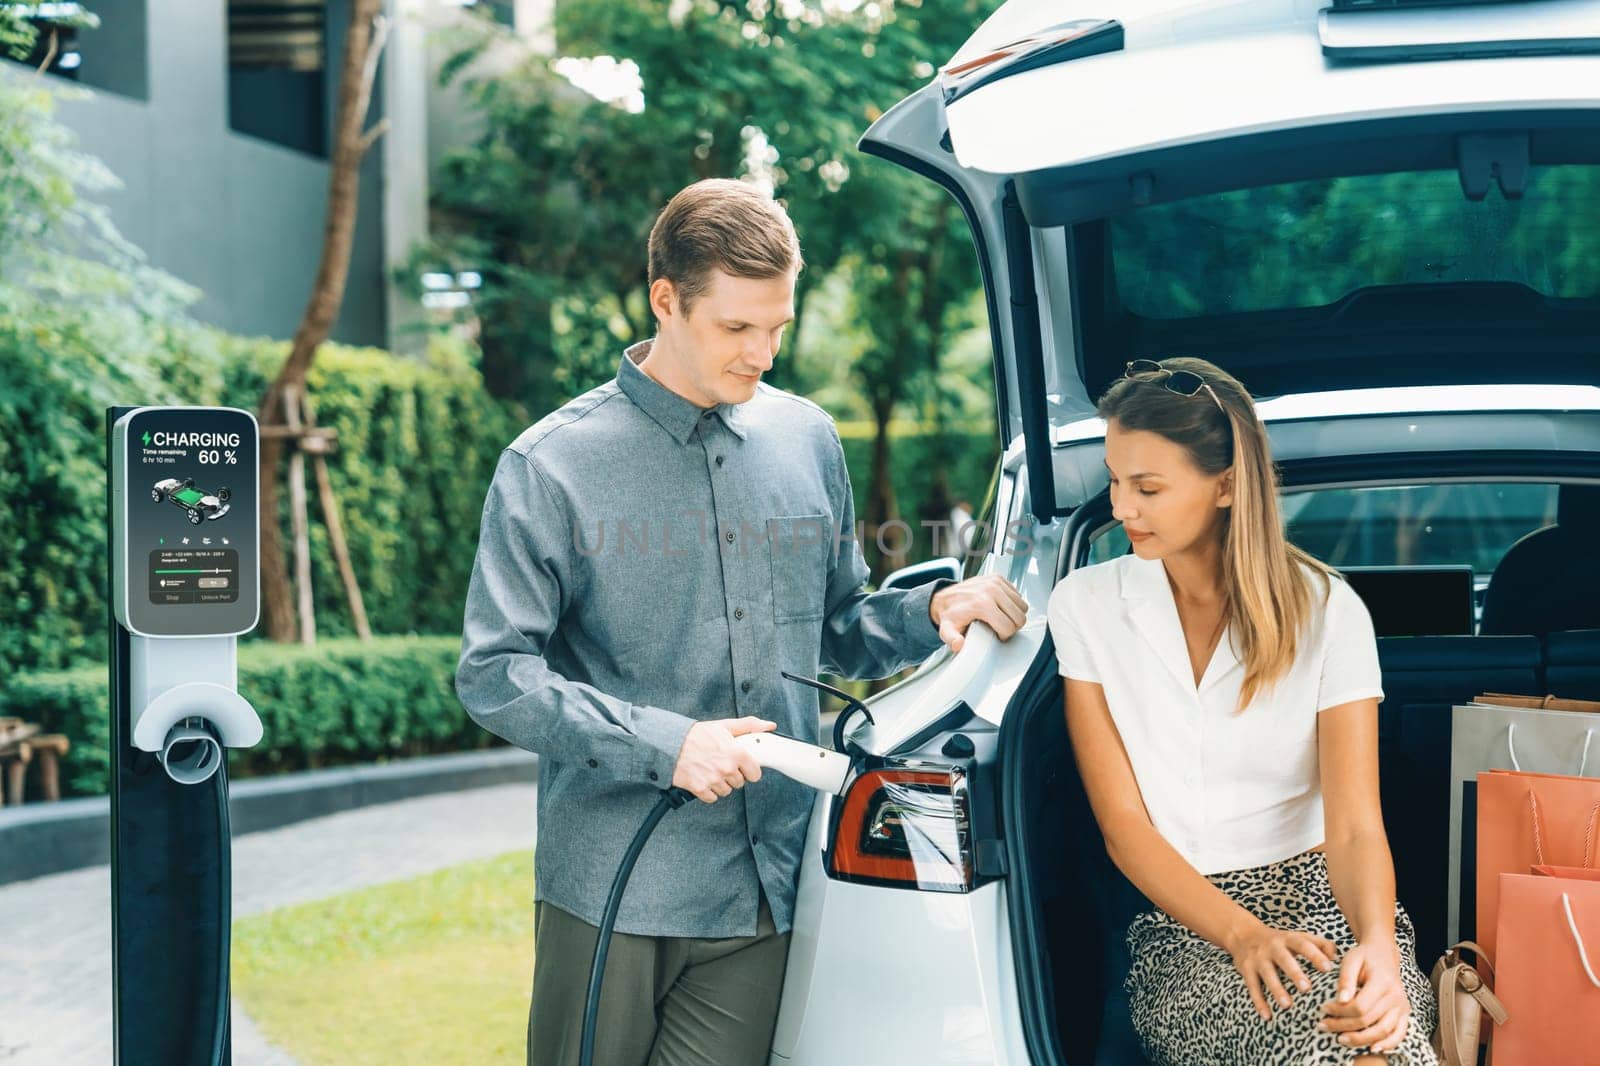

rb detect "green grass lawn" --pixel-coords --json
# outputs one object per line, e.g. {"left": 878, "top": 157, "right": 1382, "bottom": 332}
{"left": 233, "top": 849, "right": 536, "bottom": 1065}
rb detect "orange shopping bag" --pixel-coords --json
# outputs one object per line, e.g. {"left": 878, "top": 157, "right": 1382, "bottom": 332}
{"left": 1489, "top": 871, "right": 1600, "bottom": 1066}
{"left": 1532, "top": 865, "right": 1600, "bottom": 881}
{"left": 1475, "top": 769, "right": 1600, "bottom": 963}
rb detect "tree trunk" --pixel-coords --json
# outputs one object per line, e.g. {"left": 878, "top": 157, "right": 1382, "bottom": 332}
{"left": 258, "top": 411, "right": 294, "bottom": 641}
{"left": 865, "top": 391, "right": 905, "bottom": 581}
{"left": 257, "top": 0, "right": 389, "bottom": 641}
{"left": 312, "top": 453, "right": 373, "bottom": 640}
{"left": 864, "top": 390, "right": 906, "bottom": 698}
{"left": 284, "top": 385, "right": 316, "bottom": 645}
{"left": 915, "top": 201, "right": 955, "bottom": 558}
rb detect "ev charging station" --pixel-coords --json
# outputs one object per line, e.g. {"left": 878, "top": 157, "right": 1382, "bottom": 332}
{"left": 107, "top": 405, "right": 262, "bottom": 1065}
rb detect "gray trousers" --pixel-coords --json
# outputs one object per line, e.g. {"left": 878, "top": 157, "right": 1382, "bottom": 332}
{"left": 526, "top": 890, "right": 791, "bottom": 1066}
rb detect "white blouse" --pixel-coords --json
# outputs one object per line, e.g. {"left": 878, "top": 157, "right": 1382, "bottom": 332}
{"left": 1046, "top": 552, "right": 1385, "bottom": 876}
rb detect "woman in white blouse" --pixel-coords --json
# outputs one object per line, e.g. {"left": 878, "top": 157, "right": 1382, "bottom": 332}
{"left": 1047, "top": 357, "right": 1437, "bottom": 1066}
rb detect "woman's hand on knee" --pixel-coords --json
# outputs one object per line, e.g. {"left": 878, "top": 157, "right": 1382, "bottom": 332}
{"left": 1227, "top": 923, "right": 1339, "bottom": 1020}
{"left": 1318, "top": 938, "right": 1411, "bottom": 1052}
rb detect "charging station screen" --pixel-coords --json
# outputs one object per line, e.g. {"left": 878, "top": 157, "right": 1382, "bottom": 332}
{"left": 120, "top": 407, "right": 259, "bottom": 636}
{"left": 149, "top": 548, "right": 240, "bottom": 605}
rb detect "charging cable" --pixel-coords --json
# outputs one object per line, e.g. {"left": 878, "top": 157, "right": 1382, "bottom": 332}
{"left": 579, "top": 786, "right": 694, "bottom": 1066}
{"left": 578, "top": 728, "right": 851, "bottom": 1066}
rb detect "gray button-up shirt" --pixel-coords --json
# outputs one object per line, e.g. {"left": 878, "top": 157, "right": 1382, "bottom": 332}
{"left": 456, "top": 338, "right": 952, "bottom": 937}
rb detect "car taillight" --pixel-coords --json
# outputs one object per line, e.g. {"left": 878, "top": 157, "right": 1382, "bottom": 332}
{"left": 936, "top": 19, "right": 1123, "bottom": 104}
{"left": 828, "top": 766, "right": 973, "bottom": 892}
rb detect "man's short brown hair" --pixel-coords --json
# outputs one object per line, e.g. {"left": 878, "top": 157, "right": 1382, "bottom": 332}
{"left": 647, "top": 178, "right": 803, "bottom": 318}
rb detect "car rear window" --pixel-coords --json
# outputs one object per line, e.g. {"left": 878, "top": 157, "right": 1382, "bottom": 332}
{"left": 1279, "top": 482, "right": 1555, "bottom": 575}
{"left": 1088, "top": 481, "right": 1578, "bottom": 633}
{"left": 1091, "top": 482, "right": 1555, "bottom": 573}
{"left": 1107, "top": 164, "right": 1600, "bottom": 318}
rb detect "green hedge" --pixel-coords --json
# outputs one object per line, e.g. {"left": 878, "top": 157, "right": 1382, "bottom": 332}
{"left": 216, "top": 337, "right": 525, "bottom": 646}
{"left": 0, "top": 328, "right": 525, "bottom": 681}
{"left": 0, "top": 315, "right": 113, "bottom": 681}
{"left": 0, "top": 635, "right": 489, "bottom": 798}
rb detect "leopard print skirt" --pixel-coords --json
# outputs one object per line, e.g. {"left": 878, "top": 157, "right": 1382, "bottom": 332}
{"left": 1124, "top": 849, "right": 1439, "bottom": 1066}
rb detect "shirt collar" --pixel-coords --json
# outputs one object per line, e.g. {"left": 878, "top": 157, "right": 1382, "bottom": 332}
{"left": 616, "top": 338, "right": 750, "bottom": 445}
{"left": 1119, "top": 553, "right": 1240, "bottom": 696}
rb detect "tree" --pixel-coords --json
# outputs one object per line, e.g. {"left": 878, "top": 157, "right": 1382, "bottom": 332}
{"left": 0, "top": 10, "right": 34, "bottom": 58}
{"left": 0, "top": 23, "right": 199, "bottom": 398}
{"left": 256, "top": 0, "right": 390, "bottom": 643}
{"left": 0, "top": 40, "right": 221, "bottom": 678}
{"left": 430, "top": 0, "right": 997, "bottom": 572}
{"left": 842, "top": 176, "right": 977, "bottom": 576}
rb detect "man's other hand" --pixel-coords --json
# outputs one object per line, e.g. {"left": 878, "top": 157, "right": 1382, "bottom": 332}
{"left": 931, "top": 575, "right": 1029, "bottom": 653}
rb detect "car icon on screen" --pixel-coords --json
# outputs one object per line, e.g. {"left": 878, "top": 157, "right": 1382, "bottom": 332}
{"left": 152, "top": 477, "right": 231, "bottom": 525}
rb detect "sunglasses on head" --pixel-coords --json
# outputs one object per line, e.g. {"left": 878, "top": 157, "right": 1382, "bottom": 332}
{"left": 1123, "top": 359, "right": 1226, "bottom": 414}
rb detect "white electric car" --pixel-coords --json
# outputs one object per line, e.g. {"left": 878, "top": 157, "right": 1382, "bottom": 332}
{"left": 770, "top": 2, "right": 1600, "bottom": 1063}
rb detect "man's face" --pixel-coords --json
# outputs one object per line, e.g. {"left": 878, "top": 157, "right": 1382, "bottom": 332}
{"left": 656, "top": 267, "right": 796, "bottom": 407}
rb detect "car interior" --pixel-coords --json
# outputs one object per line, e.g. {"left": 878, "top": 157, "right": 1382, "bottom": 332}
{"left": 1011, "top": 479, "right": 1600, "bottom": 1065}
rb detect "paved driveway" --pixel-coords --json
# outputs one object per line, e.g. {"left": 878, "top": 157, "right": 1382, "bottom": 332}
{"left": 0, "top": 783, "right": 538, "bottom": 1065}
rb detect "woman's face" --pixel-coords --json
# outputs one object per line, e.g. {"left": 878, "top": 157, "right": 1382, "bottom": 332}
{"left": 1104, "top": 419, "right": 1232, "bottom": 559}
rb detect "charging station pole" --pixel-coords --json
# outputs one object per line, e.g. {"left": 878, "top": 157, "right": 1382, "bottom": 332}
{"left": 107, "top": 406, "right": 262, "bottom": 1066}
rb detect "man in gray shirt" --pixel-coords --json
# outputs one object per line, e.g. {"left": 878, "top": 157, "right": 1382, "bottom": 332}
{"left": 456, "top": 178, "right": 1028, "bottom": 1066}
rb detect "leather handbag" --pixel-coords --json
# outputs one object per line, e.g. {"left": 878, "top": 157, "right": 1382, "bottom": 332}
{"left": 1428, "top": 940, "right": 1507, "bottom": 1066}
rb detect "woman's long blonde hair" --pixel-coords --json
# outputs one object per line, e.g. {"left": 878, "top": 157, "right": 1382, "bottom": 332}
{"left": 1096, "top": 356, "right": 1340, "bottom": 714}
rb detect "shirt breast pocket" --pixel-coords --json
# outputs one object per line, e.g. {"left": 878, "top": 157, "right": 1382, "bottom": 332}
{"left": 768, "top": 513, "right": 831, "bottom": 624}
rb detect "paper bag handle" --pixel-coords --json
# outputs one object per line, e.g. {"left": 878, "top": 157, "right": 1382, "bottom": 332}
{"left": 1507, "top": 724, "right": 1595, "bottom": 777}
{"left": 1561, "top": 893, "right": 1600, "bottom": 990}
{"left": 1527, "top": 791, "right": 1600, "bottom": 868}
